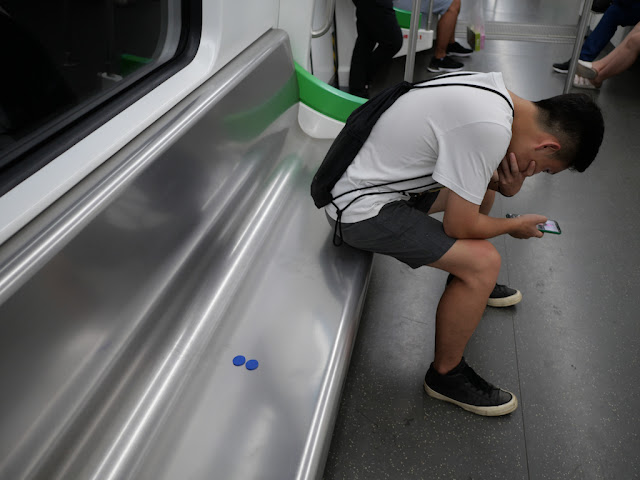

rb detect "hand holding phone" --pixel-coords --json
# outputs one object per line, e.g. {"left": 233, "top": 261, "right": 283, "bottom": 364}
{"left": 537, "top": 220, "right": 561, "bottom": 234}
{"left": 506, "top": 214, "right": 562, "bottom": 235}
{"left": 505, "top": 213, "right": 546, "bottom": 239}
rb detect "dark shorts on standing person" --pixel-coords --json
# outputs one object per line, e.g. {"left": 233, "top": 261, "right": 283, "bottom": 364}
{"left": 327, "top": 190, "right": 456, "bottom": 269}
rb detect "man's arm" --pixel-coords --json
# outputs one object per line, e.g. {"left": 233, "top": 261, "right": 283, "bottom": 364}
{"left": 442, "top": 190, "right": 547, "bottom": 239}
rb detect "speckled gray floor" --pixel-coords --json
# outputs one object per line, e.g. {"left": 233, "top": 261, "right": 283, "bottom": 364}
{"left": 323, "top": 5, "right": 640, "bottom": 480}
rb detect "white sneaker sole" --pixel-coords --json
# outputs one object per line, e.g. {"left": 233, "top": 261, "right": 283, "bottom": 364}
{"left": 576, "top": 60, "right": 598, "bottom": 79}
{"left": 424, "top": 382, "right": 518, "bottom": 416}
{"left": 487, "top": 289, "right": 522, "bottom": 307}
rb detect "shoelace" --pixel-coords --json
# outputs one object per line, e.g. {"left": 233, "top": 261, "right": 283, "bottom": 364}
{"left": 462, "top": 363, "right": 495, "bottom": 395}
{"left": 492, "top": 284, "right": 513, "bottom": 296}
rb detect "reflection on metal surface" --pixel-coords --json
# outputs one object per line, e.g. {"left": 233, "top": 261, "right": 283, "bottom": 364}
{"left": 0, "top": 30, "right": 372, "bottom": 480}
{"left": 456, "top": 21, "right": 578, "bottom": 43}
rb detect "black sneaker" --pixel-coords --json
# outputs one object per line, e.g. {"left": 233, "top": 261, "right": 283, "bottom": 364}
{"left": 552, "top": 59, "right": 570, "bottom": 74}
{"left": 428, "top": 55, "right": 464, "bottom": 73}
{"left": 424, "top": 358, "right": 518, "bottom": 416}
{"left": 446, "top": 274, "right": 522, "bottom": 307}
{"left": 446, "top": 41, "right": 473, "bottom": 57}
{"left": 487, "top": 283, "right": 522, "bottom": 307}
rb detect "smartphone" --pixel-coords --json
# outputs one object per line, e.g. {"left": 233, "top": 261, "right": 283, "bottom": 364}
{"left": 506, "top": 214, "right": 562, "bottom": 235}
{"left": 537, "top": 220, "right": 561, "bottom": 234}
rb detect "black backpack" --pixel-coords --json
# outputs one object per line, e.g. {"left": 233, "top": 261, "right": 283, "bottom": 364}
{"left": 310, "top": 73, "right": 514, "bottom": 209}
{"left": 310, "top": 80, "right": 414, "bottom": 208}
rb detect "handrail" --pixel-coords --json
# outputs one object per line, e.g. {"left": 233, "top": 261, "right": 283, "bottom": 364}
{"left": 404, "top": 0, "right": 422, "bottom": 82}
{"left": 564, "top": 0, "right": 594, "bottom": 93}
{"left": 312, "top": 0, "right": 337, "bottom": 38}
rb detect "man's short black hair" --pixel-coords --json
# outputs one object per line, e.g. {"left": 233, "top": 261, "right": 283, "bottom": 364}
{"left": 534, "top": 93, "right": 604, "bottom": 172}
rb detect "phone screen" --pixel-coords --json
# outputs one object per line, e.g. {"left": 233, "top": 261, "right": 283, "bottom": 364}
{"left": 537, "top": 220, "right": 561, "bottom": 234}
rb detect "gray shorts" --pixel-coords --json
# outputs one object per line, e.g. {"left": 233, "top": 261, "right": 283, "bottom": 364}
{"left": 328, "top": 192, "right": 456, "bottom": 269}
{"left": 394, "top": 0, "right": 454, "bottom": 17}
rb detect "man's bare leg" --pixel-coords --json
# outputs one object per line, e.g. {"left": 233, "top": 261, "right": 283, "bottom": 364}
{"left": 424, "top": 238, "right": 518, "bottom": 416}
{"left": 428, "top": 238, "right": 500, "bottom": 373}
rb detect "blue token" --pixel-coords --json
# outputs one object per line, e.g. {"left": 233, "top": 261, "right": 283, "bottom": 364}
{"left": 246, "top": 359, "right": 259, "bottom": 371}
{"left": 233, "top": 355, "right": 246, "bottom": 366}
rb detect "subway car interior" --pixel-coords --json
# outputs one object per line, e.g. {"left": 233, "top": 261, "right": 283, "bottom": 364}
{"left": 0, "top": 0, "right": 638, "bottom": 479}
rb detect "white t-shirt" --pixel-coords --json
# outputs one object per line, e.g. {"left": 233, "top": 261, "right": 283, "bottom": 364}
{"left": 325, "top": 72, "right": 514, "bottom": 223}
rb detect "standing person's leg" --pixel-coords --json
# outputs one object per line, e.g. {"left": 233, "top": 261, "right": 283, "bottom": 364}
{"left": 434, "top": 0, "right": 460, "bottom": 59}
{"left": 366, "top": 3, "right": 403, "bottom": 83}
{"left": 349, "top": 2, "right": 377, "bottom": 97}
{"left": 428, "top": 0, "right": 467, "bottom": 72}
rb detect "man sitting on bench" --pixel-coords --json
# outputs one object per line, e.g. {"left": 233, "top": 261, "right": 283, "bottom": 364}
{"left": 323, "top": 72, "right": 604, "bottom": 416}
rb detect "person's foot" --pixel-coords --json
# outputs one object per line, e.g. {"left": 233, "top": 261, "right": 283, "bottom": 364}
{"left": 446, "top": 41, "right": 473, "bottom": 57}
{"left": 487, "top": 283, "right": 522, "bottom": 307}
{"left": 552, "top": 59, "right": 570, "bottom": 74}
{"left": 573, "top": 74, "right": 600, "bottom": 90}
{"left": 576, "top": 59, "right": 598, "bottom": 79}
{"left": 424, "top": 358, "right": 518, "bottom": 416}
{"left": 446, "top": 274, "right": 522, "bottom": 307}
{"left": 428, "top": 55, "right": 464, "bottom": 72}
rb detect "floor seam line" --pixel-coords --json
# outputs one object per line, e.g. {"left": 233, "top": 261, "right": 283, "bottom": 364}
{"left": 503, "top": 222, "right": 532, "bottom": 480}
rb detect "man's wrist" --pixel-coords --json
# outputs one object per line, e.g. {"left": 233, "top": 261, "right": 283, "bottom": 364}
{"left": 507, "top": 216, "right": 522, "bottom": 235}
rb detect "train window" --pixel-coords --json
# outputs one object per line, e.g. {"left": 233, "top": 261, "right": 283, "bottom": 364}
{"left": 0, "top": 0, "right": 199, "bottom": 196}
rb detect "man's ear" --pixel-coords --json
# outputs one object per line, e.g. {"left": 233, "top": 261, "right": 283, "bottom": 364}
{"left": 535, "top": 141, "right": 561, "bottom": 154}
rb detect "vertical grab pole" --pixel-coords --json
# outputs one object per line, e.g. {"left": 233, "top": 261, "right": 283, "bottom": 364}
{"left": 564, "top": 0, "right": 594, "bottom": 93}
{"left": 404, "top": 0, "right": 422, "bottom": 82}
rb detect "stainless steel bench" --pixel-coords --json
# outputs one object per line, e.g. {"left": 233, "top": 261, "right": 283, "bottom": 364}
{"left": 0, "top": 30, "right": 372, "bottom": 480}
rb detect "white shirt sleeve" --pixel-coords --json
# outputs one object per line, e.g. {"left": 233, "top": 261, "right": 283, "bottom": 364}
{"left": 431, "top": 121, "right": 512, "bottom": 205}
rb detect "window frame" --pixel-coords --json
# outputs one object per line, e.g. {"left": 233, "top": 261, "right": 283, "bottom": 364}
{"left": 0, "top": 0, "right": 202, "bottom": 198}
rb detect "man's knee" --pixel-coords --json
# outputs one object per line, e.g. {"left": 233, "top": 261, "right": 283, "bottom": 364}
{"left": 436, "top": 239, "right": 501, "bottom": 288}
{"left": 470, "top": 240, "right": 500, "bottom": 271}
{"left": 457, "top": 241, "right": 501, "bottom": 288}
